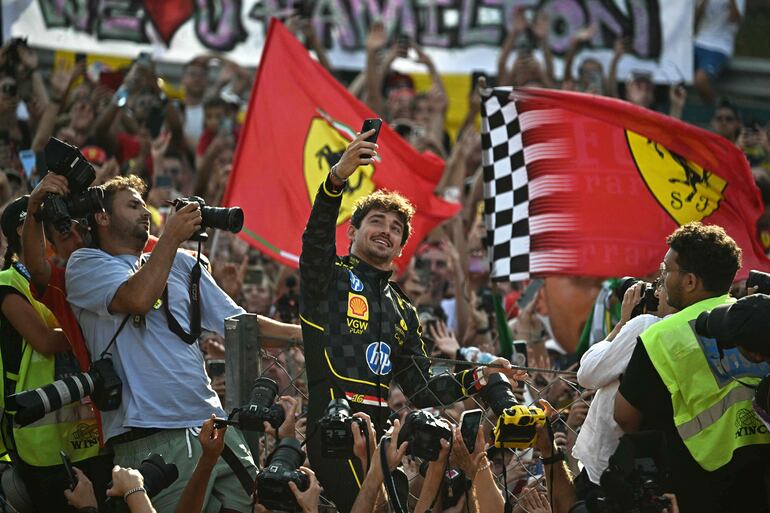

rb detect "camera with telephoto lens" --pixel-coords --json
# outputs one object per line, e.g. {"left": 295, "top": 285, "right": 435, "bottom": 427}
{"left": 591, "top": 432, "right": 670, "bottom": 513}
{"left": 319, "top": 398, "right": 365, "bottom": 459}
{"left": 480, "top": 373, "right": 545, "bottom": 449}
{"left": 172, "top": 195, "right": 243, "bottom": 241}
{"left": 694, "top": 292, "right": 770, "bottom": 356}
{"left": 747, "top": 270, "right": 770, "bottom": 295}
{"left": 256, "top": 438, "right": 310, "bottom": 513}
{"left": 38, "top": 137, "right": 105, "bottom": 234}
{"left": 218, "top": 377, "right": 285, "bottom": 432}
{"left": 397, "top": 410, "right": 452, "bottom": 461}
{"left": 103, "top": 453, "right": 179, "bottom": 513}
{"left": 616, "top": 278, "right": 659, "bottom": 319}
{"left": 418, "top": 463, "right": 471, "bottom": 508}
{"left": 6, "top": 358, "right": 122, "bottom": 426}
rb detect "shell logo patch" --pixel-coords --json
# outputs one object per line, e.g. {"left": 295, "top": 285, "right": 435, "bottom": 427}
{"left": 626, "top": 130, "right": 727, "bottom": 225}
{"left": 304, "top": 113, "right": 378, "bottom": 225}
{"left": 347, "top": 293, "right": 369, "bottom": 321}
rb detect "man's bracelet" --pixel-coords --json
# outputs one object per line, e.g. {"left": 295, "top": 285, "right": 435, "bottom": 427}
{"left": 540, "top": 450, "right": 567, "bottom": 465}
{"left": 123, "top": 487, "right": 146, "bottom": 501}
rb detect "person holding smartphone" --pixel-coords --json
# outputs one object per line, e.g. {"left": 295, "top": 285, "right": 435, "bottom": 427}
{"left": 300, "top": 121, "right": 526, "bottom": 513}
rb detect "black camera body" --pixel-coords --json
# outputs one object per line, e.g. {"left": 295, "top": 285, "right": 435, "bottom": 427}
{"left": 616, "top": 277, "right": 659, "bottom": 319}
{"left": 319, "top": 398, "right": 364, "bottom": 459}
{"left": 694, "top": 292, "right": 770, "bottom": 357}
{"left": 480, "top": 373, "right": 545, "bottom": 449}
{"left": 227, "top": 377, "right": 285, "bottom": 432}
{"left": 90, "top": 358, "right": 123, "bottom": 411}
{"left": 39, "top": 138, "right": 105, "bottom": 234}
{"left": 256, "top": 438, "right": 310, "bottom": 513}
{"left": 103, "top": 453, "right": 178, "bottom": 513}
{"left": 173, "top": 196, "right": 243, "bottom": 241}
{"left": 397, "top": 410, "right": 452, "bottom": 461}
{"left": 747, "top": 270, "right": 770, "bottom": 295}
{"left": 597, "top": 432, "right": 670, "bottom": 513}
{"left": 6, "top": 358, "right": 122, "bottom": 426}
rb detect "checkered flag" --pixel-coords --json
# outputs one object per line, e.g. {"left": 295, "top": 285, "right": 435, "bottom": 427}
{"left": 481, "top": 88, "right": 577, "bottom": 282}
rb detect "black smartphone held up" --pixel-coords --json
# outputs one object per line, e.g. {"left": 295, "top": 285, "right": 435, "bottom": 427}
{"left": 75, "top": 52, "right": 87, "bottom": 65}
{"left": 460, "top": 409, "right": 484, "bottom": 453}
{"left": 206, "top": 359, "right": 226, "bottom": 379}
{"left": 471, "top": 70, "right": 489, "bottom": 90}
{"left": 60, "top": 450, "right": 77, "bottom": 491}
{"left": 360, "top": 118, "right": 382, "bottom": 144}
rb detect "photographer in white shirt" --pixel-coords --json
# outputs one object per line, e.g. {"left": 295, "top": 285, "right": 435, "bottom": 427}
{"left": 571, "top": 280, "right": 677, "bottom": 498}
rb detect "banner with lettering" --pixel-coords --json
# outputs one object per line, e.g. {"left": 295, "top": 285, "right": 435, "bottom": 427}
{"left": 3, "top": 0, "right": 693, "bottom": 80}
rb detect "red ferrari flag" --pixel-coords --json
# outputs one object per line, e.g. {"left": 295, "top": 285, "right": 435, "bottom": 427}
{"left": 223, "top": 19, "right": 459, "bottom": 268}
{"left": 481, "top": 87, "right": 770, "bottom": 282}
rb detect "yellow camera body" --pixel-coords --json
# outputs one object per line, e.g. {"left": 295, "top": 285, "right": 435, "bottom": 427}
{"left": 492, "top": 405, "right": 546, "bottom": 449}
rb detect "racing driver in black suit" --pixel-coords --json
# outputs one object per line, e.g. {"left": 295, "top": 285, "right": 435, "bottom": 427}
{"left": 300, "top": 127, "right": 524, "bottom": 513}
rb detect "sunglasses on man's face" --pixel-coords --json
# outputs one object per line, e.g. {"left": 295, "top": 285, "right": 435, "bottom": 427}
{"left": 714, "top": 115, "right": 736, "bottom": 123}
{"left": 1, "top": 83, "right": 18, "bottom": 97}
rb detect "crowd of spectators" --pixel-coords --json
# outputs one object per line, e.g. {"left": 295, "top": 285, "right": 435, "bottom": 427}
{"left": 0, "top": 1, "right": 769, "bottom": 512}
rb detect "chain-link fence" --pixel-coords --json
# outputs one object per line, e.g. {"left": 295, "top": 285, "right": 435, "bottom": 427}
{"left": 222, "top": 314, "right": 592, "bottom": 513}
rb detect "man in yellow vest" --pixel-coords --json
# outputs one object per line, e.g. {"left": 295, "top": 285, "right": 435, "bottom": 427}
{"left": 0, "top": 196, "right": 102, "bottom": 512}
{"left": 614, "top": 222, "right": 770, "bottom": 512}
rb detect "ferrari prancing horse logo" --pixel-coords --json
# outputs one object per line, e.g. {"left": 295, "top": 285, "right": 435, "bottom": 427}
{"left": 626, "top": 130, "right": 727, "bottom": 225}
{"left": 304, "top": 113, "right": 377, "bottom": 225}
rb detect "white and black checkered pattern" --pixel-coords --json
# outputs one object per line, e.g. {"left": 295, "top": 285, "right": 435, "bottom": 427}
{"left": 481, "top": 88, "right": 578, "bottom": 282}
{"left": 481, "top": 88, "right": 531, "bottom": 282}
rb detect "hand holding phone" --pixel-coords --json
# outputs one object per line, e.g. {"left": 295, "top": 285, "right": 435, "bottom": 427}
{"left": 360, "top": 118, "right": 382, "bottom": 144}
{"left": 206, "top": 359, "right": 226, "bottom": 379}
{"left": 61, "top": 450, "right": 78, "bottom": 491}
{"left": 460, "top": 409, "right": 484, "bottom": 453}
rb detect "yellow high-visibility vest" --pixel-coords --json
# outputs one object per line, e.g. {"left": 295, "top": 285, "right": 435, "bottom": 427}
{"left": 641, "top": 295, "right": 770, "bottom": 471}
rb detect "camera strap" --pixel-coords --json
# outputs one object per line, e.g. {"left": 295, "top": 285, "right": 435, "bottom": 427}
{"left": 99, "top": 315, "right": 132, "bottom": 359}
{"left": 162, "top": 247, "right": 203, "bottom": 345}
{"left": 220, "top": 443, "right": 256, "bottom": 497}
{"left": 380, "top": 436, "right": 408, "bottom": 513}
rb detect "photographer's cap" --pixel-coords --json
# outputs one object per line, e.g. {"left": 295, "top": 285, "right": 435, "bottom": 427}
{"left": 1, "top": 195, "right": 29, "bottom": 250}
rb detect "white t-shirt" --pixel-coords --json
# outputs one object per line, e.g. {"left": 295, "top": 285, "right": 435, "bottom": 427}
{"left": 694, "top": 0, "right": 746, "bottom": 57}
{"left": 572, "top": 314, "right": 662, "bottom": 484}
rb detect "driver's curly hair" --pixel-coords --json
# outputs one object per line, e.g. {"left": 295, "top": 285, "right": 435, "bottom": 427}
{"left": 351, "top": 190, "right": 415, "bottom": 246}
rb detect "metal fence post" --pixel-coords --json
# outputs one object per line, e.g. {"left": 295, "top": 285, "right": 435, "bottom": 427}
{"left": 224, "top": 313, "right": 262, "bottom": 412}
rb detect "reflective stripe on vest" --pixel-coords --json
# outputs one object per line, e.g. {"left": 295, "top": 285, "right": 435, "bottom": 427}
{"left": 0, "top": 267, "right": 100, "bottom": 466}
{"left": 642, "top": 295, "right": 770, "bottom": 471}
{"left": 677, "top": 385, "right": 756, "bottom": 439}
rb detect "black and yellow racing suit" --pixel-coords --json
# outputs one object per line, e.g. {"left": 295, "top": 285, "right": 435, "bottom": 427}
{"left": 300, "top": 177, "right": 482, "bottom": 513}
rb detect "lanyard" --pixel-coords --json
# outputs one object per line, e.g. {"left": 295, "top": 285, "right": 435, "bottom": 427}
{"left": 163, "top": 245, "right": 203, "bottom": 345}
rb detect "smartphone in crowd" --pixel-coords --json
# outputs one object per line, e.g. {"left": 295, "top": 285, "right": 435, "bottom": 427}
{"left": 517, "top": 279, "right": 544, "bottom": 310}
{"left": 513, "top": 339, "right": 528, "bottom": 368}
{"left": 18, "top": 149, "right": 35, "bottom": 179}
{"left": 460, "top": 409, "right": 484, "bottom": 452}
{"left": 206, "top": 360, "right": 226, "bottom": 379}
{"left": 155, "top": 174, "right": 172, "bottom": 189}
{"left": 360, "top": 118, "right": 382, "bottom": 144}
{"left": 60, "top": 450, "right": 77, "bottom": 491}
{"left": 245, "top": 266, "right": 264, "bottom": 285}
